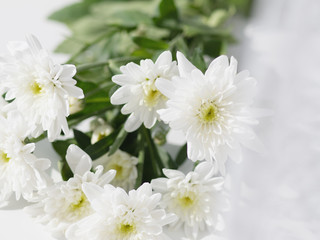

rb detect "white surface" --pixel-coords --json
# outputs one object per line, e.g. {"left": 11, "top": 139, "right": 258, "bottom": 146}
{"left": 227, "top": 0, "right": 320, "bottom": 239}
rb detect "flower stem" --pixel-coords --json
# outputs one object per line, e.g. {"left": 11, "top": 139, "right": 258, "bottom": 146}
{"left": 24, "top": 133, "right": 47, "bottom": 144}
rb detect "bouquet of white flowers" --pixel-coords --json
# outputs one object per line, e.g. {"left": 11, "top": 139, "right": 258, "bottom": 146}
{"left": 0, "top": 0, "right": 261, "bottom": 239}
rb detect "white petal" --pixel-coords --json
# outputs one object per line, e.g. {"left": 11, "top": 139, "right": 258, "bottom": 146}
{"left": 97, "top": 169, "right": 116, "bottom": 186}
{"left": 82, "top": 183, "right": 107, "bottom": 212}
{"left": 63, "top": 85, "right": 84, "bottom": 99}
{"left": 163, "top": 168, "right": 185, "bottom": 179}
{"left": 176, "top": 51, "right": 197, "bottom": 77}
{"left": 25, "top": 34, "right": 43, "bottom": 56}
{"left": 124, "top": 113, "right": 142, "bottom": 132}
{"left": 61, "top": 64, "right": 77, "bottom": 78}
{"left": 151, "top": 178, "right": 168, "bottom": 192}
{"left": 205, "top": 55, "right": 229, "bottom": 77}
{"left": 110, "top": 86, "right": 131, "bottom": 105}
{"left": 143, "top": 110, "right": 157, "bottom": 129}
{"left": 66, "top": 144, "right": 92, "bottom": 175}
{"left": 112, "top": 74, "right": 135, "bottom": 85}
{"left": 155, "top": 51, "right": 172, "bottom": 66}
{"left": 155, "top": 78, "right": 175, "bottom": 99}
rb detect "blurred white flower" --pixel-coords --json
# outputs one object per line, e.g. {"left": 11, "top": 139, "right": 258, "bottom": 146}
{"left": 93, "top": 149, "right": 138, "bottom": 191}
{"left": 25, "top": 144, "right": 115, "bottom": 238}
{"left": 91, "top": 122, "right": 113, "bottom": 144}
{"left": 68, "top": 97, "right": 84, "bottom": 115}
{"left": 0, "top": 35, "right": 84, "bottom": 141}
{"left": 156, "top": 52, "right": 259, "bottom": 174}
{"left": 66, "top": 182, "right": 177, "bottom": 240}
{"left": 152, "top": 162, "right": 228, "bottom": 239}
{"left": 0, "top": 111, "right": 50, "bottom": 207}
{"left": 110, "top": 51, "right": 178, "bottom": 132}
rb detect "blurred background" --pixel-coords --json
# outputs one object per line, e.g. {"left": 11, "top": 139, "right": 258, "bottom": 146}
{"left": 0, "top": 0, "right": 319, "bottom": 239}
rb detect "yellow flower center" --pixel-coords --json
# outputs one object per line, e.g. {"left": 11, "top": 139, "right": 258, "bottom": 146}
{"left": 0, "top": 151, "right": 10, "bottom": 163}
{"left": 176, "top": 191, "right": 197, "bottom": 209}
{"left": 70, "top": 193, "right": 88, "bottom": 212}
{"left": 197, "top": 100, "right": 219, "bottom": 124}
{"left": 97, "top": 132, "right": 106, "bottom": 142}
{"left": 142, "top": 76, "right": 165, "bottom": 108}
{"left": 30, "top": 81, "right": 43, "bottom": 95}
{"left": 117, "top": 222, "right": 137, "bottom": 237}
{"left": 110, "top": 163, "right": 124, "bottom": 180}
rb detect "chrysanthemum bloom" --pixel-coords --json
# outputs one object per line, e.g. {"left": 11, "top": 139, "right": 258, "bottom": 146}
{"left": 151, "top": 162, "right": 228, "bottom": 239}
{"left": 0, "top": 35, "right": 84, "bottom": 141}
{"left": 66, "top": 183, "right": 177, "bottom": 240}
{"left": 156, "top": 52, "right": 259, "bottom": 174}
{"left": 25, "top": 145, "right": 116, "bottom": 238}
{"left": 92, "top": 149, "right": 138, "bottom": 191}
{"left": 110, "top": 51, "right": 178, "bottom": 132}
{"left": 0, "top": 112, "right": 50, "bottom": 207}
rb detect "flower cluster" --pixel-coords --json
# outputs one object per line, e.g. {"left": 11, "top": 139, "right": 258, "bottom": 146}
{"left": 0, "top": 34, "right": 261, "bottom": 240}
{"left": 0, "top": 35, "right": 84, "bottom": 141}
{"left": 112, "top": 51, "right": 259, "bottom": 174}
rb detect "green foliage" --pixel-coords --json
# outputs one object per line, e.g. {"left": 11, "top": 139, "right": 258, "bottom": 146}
{"left": 49, "top": 0, "right": 253, "bottom": 184}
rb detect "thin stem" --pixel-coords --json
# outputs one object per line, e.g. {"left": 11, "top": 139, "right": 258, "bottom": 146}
{"left": 24, "top": 133, "right": 47, "bottom": 144}
{"left": 135, "top": 133, "right": 145, "bottom": 189}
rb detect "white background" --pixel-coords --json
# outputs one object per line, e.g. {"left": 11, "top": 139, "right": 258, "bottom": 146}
{"left": 1, "top": 0, "right": 320, "bottom": 239}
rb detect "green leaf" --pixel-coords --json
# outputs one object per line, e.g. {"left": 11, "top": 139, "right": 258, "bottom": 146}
{"left": 58, "top": 160, "right": 74, "bottom": 181}
{"left": 84, "top": 129, "right": 120, "bottom": 160}
{"left": 190, "top": 47, "right": 207, "bottom": 72}
{"left": 175, "top": 143, "right": 188, "bottom": 167}
{"left": 55, "top": 37, "right": 85, "bottom": 55}
{"left": 141, "top": 127, "right": 164, "bottom": 177}
{"left": 155, "top": 0, "right": 178, "bottom": 22}
{"left": 73, "top": 129, "right": 91, "bottom": 149}
{"left": 51, "top": 139, "right": 76, "bottom": 159}
{"left": 91, "top": 1, "right": 156, "bottom": 18}
{"left": 69, "top": 16, "right": 109, "bottom": 41}
{"left": 48, "top": 1, "right": 104, "bottom": 24}
{"left": 103, "top": 11, "right": 152, "bottom": 27}
{"left": 108, "top": 127, "right": 128, "bottom": 156}
{"left": 133, "top": 37, "right": 169, "bottom": 50}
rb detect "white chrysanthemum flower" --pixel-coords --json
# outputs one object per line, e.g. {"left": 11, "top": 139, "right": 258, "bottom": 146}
{"left": 92, "top": 149, "right": 138, "bottom": 191}
{"left": 110, "top": 51, "right": 178, "bottom": 132}
{"left": 1, "top": 35, "right": 84, "bottom": 141}
{"left": 151, "top": 162, "right": 228, "bottom": 239}
{"left": 156, "top": 52, "right": 259, "bottom": 174}
{"left": 66, "top": 182, "right": 177, "bottom": 240}
{"left": 0, "top": 111, "right": 50, "bottom": 207}
{"left": 25, "top": 144, "right": 116, "bottom": 238}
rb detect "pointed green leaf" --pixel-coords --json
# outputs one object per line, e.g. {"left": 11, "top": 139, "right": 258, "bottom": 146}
{"left": 73, "top": 129, "right": 91, "bottom": 150}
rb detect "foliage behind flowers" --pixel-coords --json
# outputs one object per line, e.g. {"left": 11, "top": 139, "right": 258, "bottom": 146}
{"left": 49, "top": 0, "right": 254, "bottom": 182}
{"left": 0, "top": 0, "right": 258, "bottom": 239}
